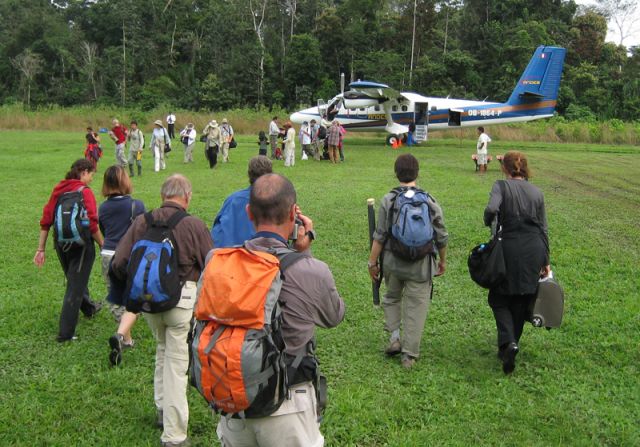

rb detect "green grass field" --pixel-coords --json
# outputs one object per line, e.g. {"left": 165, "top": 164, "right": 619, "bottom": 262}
{"left": 0, "top": 131, "right": 638, "bottom": 446}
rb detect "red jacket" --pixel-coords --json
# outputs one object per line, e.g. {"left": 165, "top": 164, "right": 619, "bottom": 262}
{"left": 111, "top": 125, "right": 128, "bottom": 144}
{"left": 40, "top": 179, "right": 99, "bottom": 235}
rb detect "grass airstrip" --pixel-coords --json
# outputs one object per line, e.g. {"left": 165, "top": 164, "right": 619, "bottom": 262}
{"left": 0, "top": 131, "right": 638, "bottom": 446}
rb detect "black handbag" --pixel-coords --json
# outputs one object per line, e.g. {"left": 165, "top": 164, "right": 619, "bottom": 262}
{"left": 468, "top": 231, "right": 506, "bottom": 289}
{"left": 468, "top": 181, "right": 507, "bottom": 289}
{"left": 229, "top": 137, "right": 237, "bottom": 149}
{"left": 164, "top": 143, "right": 171, "bottom": 153}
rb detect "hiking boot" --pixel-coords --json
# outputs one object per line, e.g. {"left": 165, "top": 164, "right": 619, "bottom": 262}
{"left": 401, "top": 354, "right": 416, "bottom": 369}
{"left": 502, "top": 342, "right": 519, "bottom": 374}
{"left": 384, "top": 339, "right": 402, "bottom": 357}
{"left": 109, "top": 333, "right": 123, "bottom": 366}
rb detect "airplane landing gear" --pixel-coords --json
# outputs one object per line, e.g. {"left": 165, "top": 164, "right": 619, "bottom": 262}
{"left": 386, "top": 134, "right": 400, "bottom": 146}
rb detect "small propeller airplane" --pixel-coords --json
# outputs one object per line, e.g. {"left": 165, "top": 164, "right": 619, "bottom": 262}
{"left": 290, "top": 45, "right": 566, "bottom": 145}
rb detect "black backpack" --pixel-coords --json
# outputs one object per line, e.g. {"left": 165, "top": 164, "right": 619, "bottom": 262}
{"left": 54, "top": 187, "right": 90, "bottom": 248}
{"left": 125, "top": 210, "right": 188, "bottom": 313}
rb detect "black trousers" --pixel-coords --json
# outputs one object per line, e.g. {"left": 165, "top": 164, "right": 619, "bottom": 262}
{"left": 488, "top": 290, "right": 535, "bottom": 348}
{"left": 205, "top": 145, "right": 218, "bottom": 168}
{"left": 55, "top": 242, "right": 98, "bottom": 340}
{"left": 168, "top": 123, "right": 175, "bottom": 139}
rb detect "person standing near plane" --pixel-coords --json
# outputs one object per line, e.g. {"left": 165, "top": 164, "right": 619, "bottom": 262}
{"left": 326, "top": 121, "right": 340, "bottom": 164}
{"left": 282, "top": 121, "right": 296, "bottom": 167}
{"left": 476, "top": 127, "right": 491, "bottom": 173}
{"left": 269, "top": 116, "right": 280, "bottom": 159}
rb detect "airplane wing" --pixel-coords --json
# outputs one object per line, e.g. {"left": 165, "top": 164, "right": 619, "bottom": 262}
{"left": 346, "top": 81, "right": 408, "bottom": 135}
{"left": 347, "top": 81, "right": 404, "bottom": 103}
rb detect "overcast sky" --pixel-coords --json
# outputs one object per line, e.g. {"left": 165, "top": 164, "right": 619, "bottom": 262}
{"left": 575, "top": 0, "right": 640, "bottom": 48}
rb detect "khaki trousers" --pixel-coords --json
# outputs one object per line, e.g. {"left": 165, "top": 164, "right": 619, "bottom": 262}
{"left": 216, "top": 381, "right": 323, "bottom": 447}
{"left": 115, "top": 142, "right": 127, "bottom": 167}
{"left": 382, "top": 274, "right": 432, "bottom": 358}
{"left": 144, "top": 282, "right": 197, "bottom": 444}
{"left": 221, "top": 142, "right": 230, "bottom": 162}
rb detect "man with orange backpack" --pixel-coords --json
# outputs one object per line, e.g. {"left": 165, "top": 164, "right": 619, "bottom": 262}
{"left": 193, "top": 173, "right": 345, "bottom": 446}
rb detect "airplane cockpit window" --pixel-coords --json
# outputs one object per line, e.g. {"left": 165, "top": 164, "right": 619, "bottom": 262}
{"left": 401, "top": 105, "right": 408, "bottom": 111}
{"left": 374, "top": 105, "right": 380, "bottom": 111}
{"left": 392, "top": 105, "right": 398, "bottom": 112}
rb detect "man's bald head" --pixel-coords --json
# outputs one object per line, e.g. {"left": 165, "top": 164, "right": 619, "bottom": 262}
{"left": 249, "top": 174, "right": 296, "bottom": 226}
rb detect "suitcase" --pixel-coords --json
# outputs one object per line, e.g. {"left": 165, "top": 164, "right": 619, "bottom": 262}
{"left": 530, "top": 273, "right": 564, "bottom": 329}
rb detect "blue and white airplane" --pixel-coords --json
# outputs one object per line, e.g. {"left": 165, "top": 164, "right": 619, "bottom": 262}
{"left": 290, "top": 45, "right": 566, "bottom": 144}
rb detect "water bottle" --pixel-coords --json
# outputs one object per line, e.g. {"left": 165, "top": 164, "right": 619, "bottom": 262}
{"left": 80, "top": 209, "right": 90, "bottom": 228}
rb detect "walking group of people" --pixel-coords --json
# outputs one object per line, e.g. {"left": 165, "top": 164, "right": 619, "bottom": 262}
{"left": 39, "top": 131, "right": 549, "bottom": 445}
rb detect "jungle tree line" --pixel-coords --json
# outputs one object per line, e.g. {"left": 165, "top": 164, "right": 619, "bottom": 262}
{"left": 1, "top": 0, "right": 639, "bottom": 121}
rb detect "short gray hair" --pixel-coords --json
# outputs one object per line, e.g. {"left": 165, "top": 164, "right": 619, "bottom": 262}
{"left": 248, "top": 156, "right": 273, "bottom": 184}
{"left": 161, "top": 174, "right": 192, "bottom": 200}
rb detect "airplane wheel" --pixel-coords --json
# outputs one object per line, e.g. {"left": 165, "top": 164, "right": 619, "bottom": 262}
{"left": 386, "top": 134, "right": 400, "bottom": 146}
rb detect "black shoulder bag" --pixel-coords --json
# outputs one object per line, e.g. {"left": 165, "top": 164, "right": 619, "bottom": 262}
{"left": 468, "top": 180, "right": 507, "bottom": 289}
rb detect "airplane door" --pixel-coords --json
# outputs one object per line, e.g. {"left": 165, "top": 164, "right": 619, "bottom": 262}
{"left": 414, "top": 102, "right": 429, "bottom": 125}
{"left": 448, "top": 109, "right": 462, "bottom": 126}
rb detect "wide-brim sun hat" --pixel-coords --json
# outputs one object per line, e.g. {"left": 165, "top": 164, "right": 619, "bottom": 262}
{"left": 222, "top": 118, "right": 228, "bottom": 124}
{"left": 154, "top": 119, "right": 163, "bottom": 126}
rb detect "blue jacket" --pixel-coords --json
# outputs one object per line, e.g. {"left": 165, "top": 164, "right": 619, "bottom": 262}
{"left": 211, "top": 186, "right": 255, "bottom": 248}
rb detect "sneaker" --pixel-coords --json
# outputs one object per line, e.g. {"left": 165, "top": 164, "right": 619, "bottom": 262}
{"left": 401, "top": 354, "right": 416, "bottom": 369}
{"left": 384, "top": 339, "right": 402, "bottom": 357}
{"left": 109, "top": 333, "right": 123, "bottom": 366}
{"left": 502, "top": 342, "right": 519, "bottom": 374}
{"left": 57, "top": 335, "right": 78, "bottom": 343}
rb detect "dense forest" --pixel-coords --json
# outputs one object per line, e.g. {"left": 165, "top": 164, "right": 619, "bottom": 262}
{"left": 1, "top": 0, "right": 638, "bottom": 121}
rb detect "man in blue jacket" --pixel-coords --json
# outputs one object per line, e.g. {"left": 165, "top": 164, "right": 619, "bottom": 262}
{"left": 211, "top": 155, "right": 273, "bottom": 247}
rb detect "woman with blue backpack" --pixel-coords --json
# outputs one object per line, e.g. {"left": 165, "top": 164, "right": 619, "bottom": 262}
{"left": 98, "top": 165, "right": 146, "bottom": 366}
{"left": 34, "top": 159, "right": 104, "bottom": 342}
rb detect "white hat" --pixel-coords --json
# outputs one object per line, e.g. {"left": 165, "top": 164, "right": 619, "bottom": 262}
{"left": 154, "top": 119, "right": 163, "bottom": 127}
{"left": 222, "top": 118, "right": 228, "bottom": 124}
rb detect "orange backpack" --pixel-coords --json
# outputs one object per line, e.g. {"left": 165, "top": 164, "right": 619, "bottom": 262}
{"left": 190, "top": 246, "right": 305, "bottom": 418}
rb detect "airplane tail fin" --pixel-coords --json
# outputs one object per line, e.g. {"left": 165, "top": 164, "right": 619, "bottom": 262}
{"left": 506, "top": 46, "right": 566, "bottom": 108}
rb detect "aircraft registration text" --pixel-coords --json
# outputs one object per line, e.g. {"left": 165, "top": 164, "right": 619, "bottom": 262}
{"left": 467, "top": 109, "right": 503, "bottom": 117}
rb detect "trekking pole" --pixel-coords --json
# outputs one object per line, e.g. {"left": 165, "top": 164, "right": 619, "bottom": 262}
{"left": 367, "top": 198, "right": 381, "bottom": 306}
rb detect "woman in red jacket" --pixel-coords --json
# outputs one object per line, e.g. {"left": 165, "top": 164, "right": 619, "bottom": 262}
{"left": 34, "top": 159, "right": 105, "bottom": 342}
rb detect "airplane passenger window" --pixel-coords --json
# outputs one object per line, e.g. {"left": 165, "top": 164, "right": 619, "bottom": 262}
{"left": 392, "top": 105, "right": 398, "bottom": 111}
{"left": 374, "top": 106, "right": 380, "bottom": 111}
{"left": 401, "top": 105, "right": 408, "bottom": 111}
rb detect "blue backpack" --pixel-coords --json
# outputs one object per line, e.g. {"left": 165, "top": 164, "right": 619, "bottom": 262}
{"left": 388, "top": 187, "right": 434, "bottom": 261}
{"left": 54, "top": 187, "right": 90, "bottom": 248}
{"left": 125, "top": 210, "right": 187, "bottom": 313}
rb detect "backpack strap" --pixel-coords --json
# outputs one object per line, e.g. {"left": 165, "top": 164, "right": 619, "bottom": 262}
{"left": 166, "top": 209, "right": 188, "bottom": 229}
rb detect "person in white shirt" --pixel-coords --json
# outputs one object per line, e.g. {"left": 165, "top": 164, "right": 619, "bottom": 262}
{"left": 298, "top": 121, "right": 312, "bottom": 160}
{"left": 150, "top": 120, "right": 170, "bottom": 172}
{"left": 268, "top": 116, "right": 280, "bottom": 159}
{"left": 166, "top": 112, "right": 177, "bottom": 139}
{"left": 179, "top": 123, "right": 197, "bottom": 163}
{"left": 476, "top": 126, "right": 492, "bottom": 173}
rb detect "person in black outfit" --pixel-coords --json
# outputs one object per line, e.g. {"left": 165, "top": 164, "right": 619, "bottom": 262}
{"left": 483, "top": 151, "right": 550, "bottom": 374}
